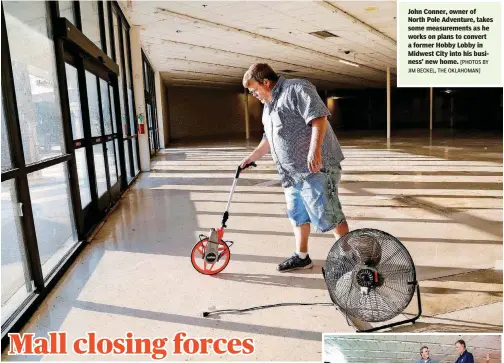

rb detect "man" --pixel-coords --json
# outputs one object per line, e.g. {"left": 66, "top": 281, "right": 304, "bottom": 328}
{"left": 455, "top": 340, "right": 474, "bottom": 363}
{"left": 240, "top": 63, "right": 349, "bottom": 272}
{"left": 414, "top": 346, "right": 438, "bottom": 363}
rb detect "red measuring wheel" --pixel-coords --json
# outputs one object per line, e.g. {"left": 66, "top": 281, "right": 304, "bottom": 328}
{"left": 191, "top": 237, "right": 231, "bottom": 275}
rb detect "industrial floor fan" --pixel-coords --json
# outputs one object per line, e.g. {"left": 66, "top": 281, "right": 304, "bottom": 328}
{"left": 322, "top": 228, "right": 422, "bottom": 332}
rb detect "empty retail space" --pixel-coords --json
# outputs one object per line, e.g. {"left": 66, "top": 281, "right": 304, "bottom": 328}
{"left": 1, "top": 1, "right": 502, "bottom": 361}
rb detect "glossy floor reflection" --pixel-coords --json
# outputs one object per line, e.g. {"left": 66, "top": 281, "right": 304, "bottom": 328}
{"left": 3, "top": 130, "right": 502, "bottom": 361}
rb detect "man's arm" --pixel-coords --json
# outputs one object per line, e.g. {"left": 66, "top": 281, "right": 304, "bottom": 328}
{"left": 292, "top": 83, "right": 331, "bottom": 173}
{"left": 307, "top": 116, "right": 327, "bottom": 173}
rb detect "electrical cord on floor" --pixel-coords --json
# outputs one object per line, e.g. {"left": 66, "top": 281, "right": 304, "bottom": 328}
{"left": 202, "top": 302, "right": 337, "bottom": 317}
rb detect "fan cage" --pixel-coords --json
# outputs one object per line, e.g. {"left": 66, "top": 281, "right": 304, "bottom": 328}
{"left": 324, "top": 228, "right": 417, "bottom": 323}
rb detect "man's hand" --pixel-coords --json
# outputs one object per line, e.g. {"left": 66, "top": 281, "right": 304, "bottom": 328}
{"left": 307, "top": 147, "right": 322, "bottom": 173}
{"left": 240, "top": 155, "right": 256, "bottom": 170}
{"left": 308, "top": 117, "right": 327, "bottom": 173}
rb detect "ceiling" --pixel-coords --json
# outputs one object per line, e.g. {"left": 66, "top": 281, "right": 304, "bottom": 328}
{"left": 324, "top": 335, "right": 502, "bottom": 363}
{"left": 118, "top": 1, "right": 398, "bottom": 90}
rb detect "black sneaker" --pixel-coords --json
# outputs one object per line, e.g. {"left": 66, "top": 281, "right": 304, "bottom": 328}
{"left": 277, "top": 254, "right": 313, "bottom": 272}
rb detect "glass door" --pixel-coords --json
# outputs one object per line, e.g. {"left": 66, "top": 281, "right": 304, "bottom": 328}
{"left": 142, "top": 52, "right": 160, "bottom": 156}
{"left": 146, "top": 101, "right": 154, "bottom": 156}
{"left": 63, "top": 52, "right": 122, "bottom": 235}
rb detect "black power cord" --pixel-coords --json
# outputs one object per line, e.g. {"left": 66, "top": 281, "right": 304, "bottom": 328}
{"left": 202, "top": 302, "right": 337, "bottom": 317}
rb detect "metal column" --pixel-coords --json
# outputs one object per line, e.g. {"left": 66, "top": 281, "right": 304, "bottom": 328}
{"left": 386, "top": 66, "right": 391, "bottom": 139}
{"left": 244, "top": 88, "right": 250, "bottom": 140}
{"left": 430, "top": 87, "right": 433, "bottom": 130}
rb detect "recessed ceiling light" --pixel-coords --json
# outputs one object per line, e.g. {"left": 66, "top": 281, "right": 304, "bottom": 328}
{"left": 309, "top": 30, "right": 339, "bottom": 39}
{"left": 365, "top": 6, "right": 378, "bottom": 12}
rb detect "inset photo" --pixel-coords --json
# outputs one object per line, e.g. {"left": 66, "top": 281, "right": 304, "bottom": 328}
{"left": 323, "top": 334, "right": 501, "bottom": 363}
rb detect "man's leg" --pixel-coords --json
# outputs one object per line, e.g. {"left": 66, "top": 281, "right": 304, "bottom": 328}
{"left": 295, "top": 223, "right": 310, "bottom": 257}
{"left": 278, "top": 187, "right": 313, "bottom": 272}
{"left": 277, "top": 223, "right": 314, "bottom": 271}
{"left": 332, "top": 220, "right": 349, "bottom": 240}
{"left": 333, "top": 220, "right": 350, "bottom": 251}
{"left": 300, "top": 167, "right": 349, "bottom": 246}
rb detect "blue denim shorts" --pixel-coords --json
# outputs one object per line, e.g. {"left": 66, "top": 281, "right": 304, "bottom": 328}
{"left": 283, "top": 166, "right": 346, "bottom": 233}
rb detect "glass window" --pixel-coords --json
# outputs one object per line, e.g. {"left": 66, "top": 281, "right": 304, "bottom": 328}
{"left": 128, "top": 88, "right": 135, "bottom": 136}
{"left": 103, "top": 2, "right": 112, "bottom": 58}
{"left": 1, "top": 179, "right": 33, "bottom": 325}
{"left": 109, "top": 85, "right": 117, "bottom": 134}
{"left": 112, "top": 12, "right": 127, "bottom": 136}
{"left": 4, "top": 1, "right": 65, "bottom": 165}
{"left": 152, "top": 97, "right": 157, "bottom": 130}
{"left": 124, "top": 140, "right": 131, "bottom": 181}
{"left": 80, "top": 1, "right": 101, "bottom": 50}
{"left": 27, "top": 163, "right": 78, "bottom": 278}
{"left": 143, "top": 61, "right": 148, "bottom": 90}
{"left": 147, "top": 103, "right": 153, "bottom": 128}
{"left": 153, "top": 101, "right": 159, "bottom": 129}
{"left": 93, "top": 144, "right": 107, "bottom": 197}
{"left": 122, "top": 27, "right": 132, "bottom": 89}
{"left": 1, "top": 95, "right": 12, "bottom": 171}
{"left": 75, "top": 148, "right": 91, "bottom": 208}
{"left": 114, "top": 139, "right": 121, "bottom": 177}
{"left": 147, "top": 62, "right": 151, "bottom": 90}
{"left": 85, "top": 71, "right": 102, "bottom": 137}
{"left": 58, "top": 1, "right": 75, "bottom": 24}
{"left": 132, "top": 138, "right": 139, "bottom": 174}
{"left": 100, "top": 79, "right": 112, "bottom": 135}
{"left": 125, "top": 28, "right": 135, "bottom": 138}
{"left": 65, "top": 64, "right": 84, "bottom": 140}
{"left": 106, "top": 141, "right": 117, "bottom": 185}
